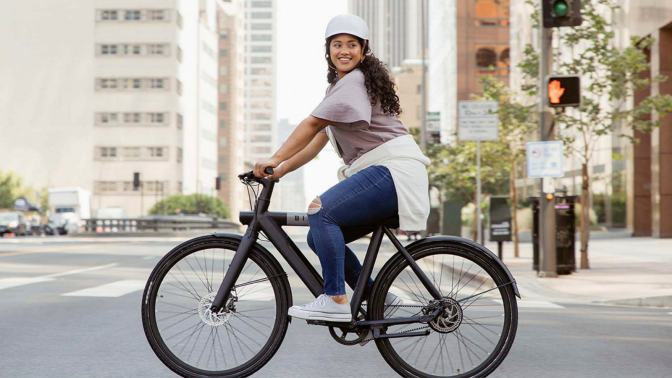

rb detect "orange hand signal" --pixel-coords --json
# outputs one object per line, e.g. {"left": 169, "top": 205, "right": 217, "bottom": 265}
{"left": 548, "top": 80, "right": 565, "bottom": 104}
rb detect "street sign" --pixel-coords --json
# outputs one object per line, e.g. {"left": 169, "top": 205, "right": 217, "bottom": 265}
{"left": 489, "top": 197, "right": 512, "bottom": 242}
{"left": 526, "top": 141, "right": 564, "bottom": 178}
{"left": 458, "top": 101, "right": 499, "bottom": 141}
{"left": 427, "top": 112, "right": 440, "bottom": 132}
{"left": 547, "top": 76, "right": 580, "bottom": 107}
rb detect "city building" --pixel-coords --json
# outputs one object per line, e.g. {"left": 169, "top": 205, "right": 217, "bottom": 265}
{"left": 277, "top": 119, "right": 306, "bottom": 212}
{"left": 391, "top": 60, "right": 424, "bottom": 131}
{"left": 0, "top": 0, "right": 221, "bottom": 218}
{"left": 242, "top": 1, "right": 277, "bottom": 166}
{"left": 216, "top": 0, "right": 246, "bottom": 221}
{"left": 348, "top": 0, "right": 426, "bottom": 69}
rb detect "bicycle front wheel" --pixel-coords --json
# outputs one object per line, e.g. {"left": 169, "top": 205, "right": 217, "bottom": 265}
{"left": 142, "top": 235, "right": 291, "bottom": 378}
{"left": 370, "top": 240, "right": 518, "bottom": 378}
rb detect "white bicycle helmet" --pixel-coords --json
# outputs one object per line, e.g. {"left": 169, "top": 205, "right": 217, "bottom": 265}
{"left": 325, "top": 14, "right": 370, "bottom": 71}
{"left": 325, "top": 14, "right": 369, "bottom": 40}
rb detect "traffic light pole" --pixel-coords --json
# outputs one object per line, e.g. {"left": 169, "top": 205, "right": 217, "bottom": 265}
{"left": 539, "top": 27, "right": 558, "bottom": 277}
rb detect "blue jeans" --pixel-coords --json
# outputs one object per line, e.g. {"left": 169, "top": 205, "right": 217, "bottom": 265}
{"left": 306, "top": 165, "right": 398, "bottom": 296}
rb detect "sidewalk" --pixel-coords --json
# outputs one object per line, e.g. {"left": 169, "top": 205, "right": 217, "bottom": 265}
{"left": 488, "top": 238, "right": 672, "bottom": 307}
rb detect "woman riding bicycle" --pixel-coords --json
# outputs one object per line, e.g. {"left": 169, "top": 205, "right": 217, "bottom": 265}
{"left": 253, "top": 14, "right": 431, "bottom": 323}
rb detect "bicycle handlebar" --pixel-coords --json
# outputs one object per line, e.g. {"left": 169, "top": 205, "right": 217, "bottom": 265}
{"left": 238, "top": 167, "right": 275, "bottom": 183}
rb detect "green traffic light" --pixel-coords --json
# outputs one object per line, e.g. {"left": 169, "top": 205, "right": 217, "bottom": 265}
{"left": 553, "top": 0, "right": 569, "bottom": 16}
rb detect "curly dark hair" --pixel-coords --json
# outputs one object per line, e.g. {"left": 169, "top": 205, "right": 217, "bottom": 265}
{"left": 325, "top": 36, "right": 402, "bottom": 117}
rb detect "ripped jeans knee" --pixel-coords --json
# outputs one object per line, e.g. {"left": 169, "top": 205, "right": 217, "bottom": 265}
{"left": 307, "top": 196, "right": 322, "bottom": 215}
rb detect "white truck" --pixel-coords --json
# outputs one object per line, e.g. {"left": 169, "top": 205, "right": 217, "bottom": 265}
{"left": 48, "top": 188, "right": 91, "bottom": 234}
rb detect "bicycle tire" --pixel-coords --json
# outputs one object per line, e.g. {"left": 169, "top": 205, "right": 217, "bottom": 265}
{"left": 142, "top": 234, "right": 292, "bottom": 378}
{"left": 370, "top": 240, "right": 518, "bottom": 378}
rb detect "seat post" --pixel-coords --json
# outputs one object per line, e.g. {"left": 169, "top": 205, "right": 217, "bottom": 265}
{"left": 350, "top": 226, "right": 385, "bottom": 318}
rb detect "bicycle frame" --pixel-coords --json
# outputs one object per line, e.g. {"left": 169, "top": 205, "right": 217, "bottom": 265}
{"left": 209, "top": 176, "right": 445, "bottom": 330}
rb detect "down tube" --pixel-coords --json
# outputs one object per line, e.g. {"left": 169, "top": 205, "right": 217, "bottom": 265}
{"left": 258, "top": 216, "right": 324, "bottom": 297}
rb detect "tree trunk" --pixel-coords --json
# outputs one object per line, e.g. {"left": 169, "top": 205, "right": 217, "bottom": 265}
{"left": 580, "top": 163, "right": 590, "bottom": 269}
{"left": 510, "top": 158, "right": 520, "bottom": 258}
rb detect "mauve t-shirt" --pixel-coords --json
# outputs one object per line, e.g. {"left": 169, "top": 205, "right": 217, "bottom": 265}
{"left": 310, "top": 68, "right": 408, "bottom": 165}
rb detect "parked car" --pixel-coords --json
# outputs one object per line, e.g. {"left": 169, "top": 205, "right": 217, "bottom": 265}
{"left": 0, "top": 212, "right": 29, "bottom": 236}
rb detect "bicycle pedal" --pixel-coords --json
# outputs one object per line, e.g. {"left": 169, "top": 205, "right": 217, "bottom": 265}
{"left": 306, "top": 320, "right": 328, "bottom": 326}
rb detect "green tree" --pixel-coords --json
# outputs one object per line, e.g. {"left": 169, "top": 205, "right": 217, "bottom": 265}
{"left": 149, "top": 194, "right": 231, "bottom": 219}
{"left": 520, "top": 0, "right": 672, "bottom": 268}
{"left": 426, "top": 138, "right": 511, "bottom": 241}
{"left": 476, "top": 76, "right": 537, "bottom": 257}
{"left": 0, "top": 170, "right": 30, "bottom": 209}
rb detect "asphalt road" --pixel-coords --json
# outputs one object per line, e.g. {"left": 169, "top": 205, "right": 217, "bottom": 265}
{"left": 0, "top": 235, "right": 670, "bottom": 378}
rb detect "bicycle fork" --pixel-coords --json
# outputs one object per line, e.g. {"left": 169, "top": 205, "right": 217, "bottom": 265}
{"left": 209, "top": 227, "right": 258, "bottom": 314}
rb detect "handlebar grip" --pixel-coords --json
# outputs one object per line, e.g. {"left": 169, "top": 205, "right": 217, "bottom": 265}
{"left": 264, "top": 167, "right": 274, "bottom": 175}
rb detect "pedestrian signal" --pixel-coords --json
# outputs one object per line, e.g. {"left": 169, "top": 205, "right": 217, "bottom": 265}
{"left": 543, "top": 0, "right": 582, "bottom": 28}
{"left": 547, "top": 76, "right": 580, "bottom": 107}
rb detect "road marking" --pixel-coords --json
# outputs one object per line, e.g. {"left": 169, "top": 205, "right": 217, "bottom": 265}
{"left": 0, "top": 244, "right": 109, "bottom": 258}
{"left": 62, "top": 280, "right": 145, "bottom": 297}
{"left": 494, "top": 299, "right": 565, "bottom": 309}
{"left": 0, "top": 263, "right": 118, "bottom": 291}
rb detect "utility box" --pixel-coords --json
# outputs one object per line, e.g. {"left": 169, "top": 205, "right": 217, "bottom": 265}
{"left": 530, "top": 196, "right": 577, "bottom": 274}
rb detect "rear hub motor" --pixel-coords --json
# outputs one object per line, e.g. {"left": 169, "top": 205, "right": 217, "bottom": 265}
{"left": 427, "top": 298, "right": 463, "bottom": 333}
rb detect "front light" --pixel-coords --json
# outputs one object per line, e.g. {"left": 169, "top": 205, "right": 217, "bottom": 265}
{"left": 8, "top": 221, "right": 18, "bottom": 228}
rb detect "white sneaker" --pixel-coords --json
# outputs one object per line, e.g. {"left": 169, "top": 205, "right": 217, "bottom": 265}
{"left": 360, "top": 292, "right": 404, "bottom": 346}
{"left": 288, "top": 294, "right": 352, "bottom": 322}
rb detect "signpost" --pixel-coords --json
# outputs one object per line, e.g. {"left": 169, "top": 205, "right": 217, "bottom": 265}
{"left": 459, "top": 101, "right": 499, "bottom": 245}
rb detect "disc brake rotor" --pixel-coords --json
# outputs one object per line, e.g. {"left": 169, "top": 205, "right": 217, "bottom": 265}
{"left": 427, "top": 298, "right": 463, "bottom": 334}
{"left": 198, "top": 292, "right": 233, "bottom": 326}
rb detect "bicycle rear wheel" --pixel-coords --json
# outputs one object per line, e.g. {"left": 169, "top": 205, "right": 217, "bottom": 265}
{"left": 142, "top": 235, "right": 291, "bottom": 378}
{"left": 370, "top": 241, "right": 518, "bottom": 378}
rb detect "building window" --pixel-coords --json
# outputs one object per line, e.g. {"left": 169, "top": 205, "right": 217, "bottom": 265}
{"left": 219, "top": 66, "right": 228, "bottom": 76}
{"left": 219, "top": 137, "right": 227, "bottom": 147}
{"left": 149, "top": 113, "right": 165, "bottom": 124}
{"left": 251, "top": 146, "right": 272, "bottom": 154}
{"left": 251, "top": 124, "right": 271, "bottom": 131}
{"left": 251, "top": 46, "right": 272, "bottom": 53}
{"left": 251, "top": 23, "right": 272, "bottom": 31}
{"left": 176, "top": 79, "right": 182, "bottom": 95}
{"left": 475, "top": 45, "right": 510, "bottom": 77}
{"left": 251, "top": 57, "right": 272, "bottom": 64}
{"left": 251, "top": 1, "right": 272, "bottom": 8}
{"left": 98, "top": 147, "right": 118, "bottom": 158}
{"left": 177, "top": 147, "right": 183, "bottom": 163}
{"left": 100, "top": 79, "right": 117, "bottom": 89}
{"left": 219, "top": 84, "right": 228, "bottom": 94}
{"left": 125, "top": 10, "right": 141, "bottom": 21}
{"left": 251, "top": 12, "right": 272, "bottom": 19}
{"left": 177, "top": 113, "right": 183, "bottom": 129}
{"left": 218, "top": 173, "right": 227, "bottom": 183}
{"left": 219, "top": 155, "right": 227, "bottom": 164}
{"left": 148, "top": 44, "right": 169, "bottom": 55}
{"left": 202, "top": 42, "right": 216, "bottom": 59}
{"left": 177, "top": 181, "right": 183, "bottom": 192}
{"left": 219, "top": 30, "right": 228, "bottom": 40}
{"left": 251, "top": 134, "right": 272, "bottom": 142}
{"left": 96, "top": 181, "right": 118, "bottom": 193}
{"left": 474, "top": 0, "right": 510, "bottom": 27}
{"left": 101, "top": 10, "right": 118, "bottom": 20}
{"left": 251, "top": 113, "right": 271, "bottom": 121}
{"left": 251, "top": 34, "right": 272, "bottom": 42}
{"left": 219, "top": 119, "right": 226, "bottom": 128}
{"left": 124, "top": 147, "right": 141, "bottom": 158}
{"left": 219, "top": 102, "right": 227, "bottom": 111}
{"left": 251, "top": 101, "right": 272, "bottom": 109}
{"left": 148, "top": 10, "right": 168, "bottom": 21}
{"left": 96, "top": 77, "right": 170, "bottom": 91}
{"left": 149, "top": 78, "right": 165, "bottom": 89}
{"left": 202, "top": 101, "right": 217, "bottom": 114}
{"left": 148, "top": 147, "right": 164, "bottom": 158}
{"left": 100, "top": 113, "right": 119, "bottom": 124}
{"left": 177, "top": 46, "right": 183, "bottom": 62}
{"left": 251, "top": 67, "right": 272, "bottom": 75}
{"left": 124, "top": 113, "right": 141, "bottom": 123}
{"left": 219, "top": 48, "right": 228, "bottom": 57}
{"left": 476, "top": 48, "right": 497, "bottom": 69}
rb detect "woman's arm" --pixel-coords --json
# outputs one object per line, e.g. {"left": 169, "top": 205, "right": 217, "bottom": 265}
{"left": 253, "top": 116, "right": 331, "bottom": 178}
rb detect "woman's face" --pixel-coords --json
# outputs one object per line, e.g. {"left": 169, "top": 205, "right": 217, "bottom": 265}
{"left": 329, "top": 33, "right": 363, "bottom": 75}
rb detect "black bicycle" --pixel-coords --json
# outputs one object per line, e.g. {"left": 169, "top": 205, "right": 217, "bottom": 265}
{"left": 142, "top": 168, "right": 520, "bottom": 378}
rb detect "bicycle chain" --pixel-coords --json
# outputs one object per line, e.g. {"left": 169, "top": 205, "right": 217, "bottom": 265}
{"left": 360, "top": 325, "right": 431, "bottom": 343}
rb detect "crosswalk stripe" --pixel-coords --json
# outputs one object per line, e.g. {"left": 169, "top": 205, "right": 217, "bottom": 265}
{"left": 62, "top": 280, "right": 145, "bottom": 298}
{"left": 494, "top": 299, "right": 565, "bottom": 309}
{"left": 0, "top": 263, "right": 118, "bottom": 291}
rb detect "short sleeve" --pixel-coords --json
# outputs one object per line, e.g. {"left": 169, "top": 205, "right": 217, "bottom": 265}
{"left": 310, "top": 70, "right": 371, "bottom": 130}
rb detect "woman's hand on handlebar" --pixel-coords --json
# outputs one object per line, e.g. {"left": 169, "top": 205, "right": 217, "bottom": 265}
{"left": 253, "top": 157, "right": 282, "bottom": 179}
